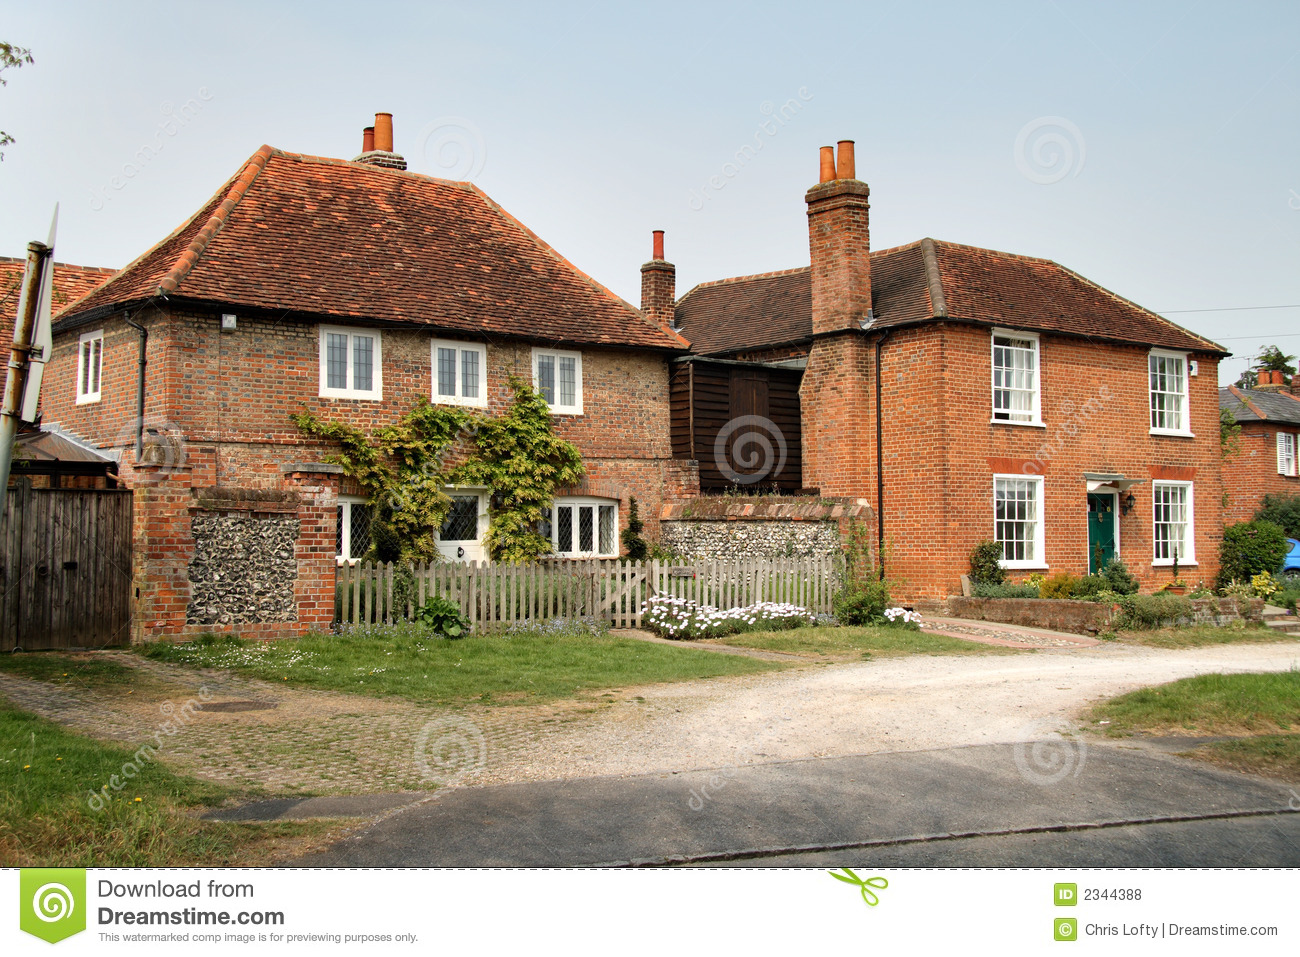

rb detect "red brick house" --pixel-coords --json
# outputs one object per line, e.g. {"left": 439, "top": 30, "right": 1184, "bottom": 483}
{"left": 659, "top": 141, "right": 1229, "bottom": 599}
{"left": 1220, "top": 377, "right": 1300, "bottom": 525}
{"left": 42, "top": 114, "right": 690, "bottom": 639}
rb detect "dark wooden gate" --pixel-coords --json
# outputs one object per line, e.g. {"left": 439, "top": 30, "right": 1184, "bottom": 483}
{"left": 0, "top": 481, "right": 134, "bottom": 650}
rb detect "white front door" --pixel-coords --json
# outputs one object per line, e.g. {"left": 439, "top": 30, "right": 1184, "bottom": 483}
{"left": 436, "top": 490, "right": 488, "bottom": 563}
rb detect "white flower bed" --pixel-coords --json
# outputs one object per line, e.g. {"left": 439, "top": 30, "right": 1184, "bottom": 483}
{"left": 642, "top": 595, "right": 815, "bottom": 640}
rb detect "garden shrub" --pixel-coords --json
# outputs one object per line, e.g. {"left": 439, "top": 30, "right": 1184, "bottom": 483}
{"left": 1114, "top": 593, "right": 1194, "bottom": 630}
{"left": 833, "top": 580, "right": 892, "bottom": 625}
{"left": 1274, "top": 585, "right": 1300, "bottom": 614}
{"left": 1038, "top": 572, "right": 1078, "bottom": 600}
{"left": 1101, "top": 559, "right": 1140, "bottom": 595}
{"left": 1254, "top": 492, "right": 1300, "bottom": 540}
{"left": 1250, "top": 571, "right": 1281, "bottom": 601}
{"left": 1072, "top": 574, "right": 1110, "bottom": 599}
{"left": 968, "top": 540, "right": 1006, "bottom": 586}
{"left": 621, "top": 496, "right": 650, "bottom": 561}
{"left": 414, "top": 596, "right": 471, "bottom": 639}
{"left": 970, "top": 582, "right": 1040, "bottom": 599}
{"left": 1217, "top": 520, "right": 1289, "bottom": 587}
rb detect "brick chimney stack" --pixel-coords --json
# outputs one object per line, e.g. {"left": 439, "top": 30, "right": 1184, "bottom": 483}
{"left": 807, "top": 140, "right": 872, "bottom": 334}
{"left": 353, "top": 112, "right": 408, "bottom": 171}
{"left": 640, "top": 229, "right": 677, "bottom": 330}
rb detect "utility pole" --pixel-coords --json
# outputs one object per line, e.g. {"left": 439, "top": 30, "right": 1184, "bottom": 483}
{"left": 0, "top": 239, "right": 54, "bottom": 516}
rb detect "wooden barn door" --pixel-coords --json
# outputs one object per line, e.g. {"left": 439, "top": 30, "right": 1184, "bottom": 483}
{"left": 0, "top": 482, "right": 134, "bottom": 650}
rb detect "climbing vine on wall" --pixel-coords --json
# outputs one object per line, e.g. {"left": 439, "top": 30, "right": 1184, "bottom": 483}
{"left": 291, "top": 376, "right": 584, "bottom": 564}
{"left": 456, "top": 376, "right": 585, "bottom": 563}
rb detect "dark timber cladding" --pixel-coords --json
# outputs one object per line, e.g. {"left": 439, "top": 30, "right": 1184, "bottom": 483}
{"left": 670, "top": 357, "right": 803, "bottom": 491}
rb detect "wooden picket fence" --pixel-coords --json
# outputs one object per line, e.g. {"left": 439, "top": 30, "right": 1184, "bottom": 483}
{"left": 335, "top": 555, "right": 842, "bottom": 629}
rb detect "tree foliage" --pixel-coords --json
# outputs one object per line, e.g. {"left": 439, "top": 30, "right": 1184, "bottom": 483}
{"left": 0, "top": 42, "right": 34, "bottom": 161}
{"left": 1255, "top": 493, "right": 1300, "bottom": 541}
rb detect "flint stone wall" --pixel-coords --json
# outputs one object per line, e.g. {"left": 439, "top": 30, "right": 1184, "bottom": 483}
{"left": 187, "top": 512, "right": 300, "bottom": 625}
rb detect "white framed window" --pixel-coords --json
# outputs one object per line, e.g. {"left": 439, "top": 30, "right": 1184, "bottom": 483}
{"left": 532, "top": 347, "right": 583, "bottom": 414}
{"left": 1278, "top": 432, "right": 1298, "bottom": 477}
{"left": 1153, "top": 481, "right": 1195, "bottom": 565}
{"left": 1149, "top": 349, "right": 1190, "bottom": 435}
{"left": 76, "top": 329, "right": 103, "bottom": 404}
{"left": 336, "top": 496, "right": 373, "bottom": 564}
{"left": 541, "top": 497, "right": 618, "bottom": 558}
{"left": 993, "top": 475, "right": 1045, "bottom": 568}
{"left": 993, "top": 473, "right": 1045, "bottom": 566}
{"left": 431, "top": 339, "right": 487, "bottom": 407}
{"left": 991, "top": 330, "right": 1041, "bottom": 425}
{"left": 319, "top": 325, "right": 382, "bottom": 399}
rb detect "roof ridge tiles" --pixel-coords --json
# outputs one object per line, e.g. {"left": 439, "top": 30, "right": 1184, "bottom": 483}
{"left": 157, "top": 144, "right": 275, "bottom": 295}
{"left": 1227, "top": 385, "right": 1268, "bottom": 420}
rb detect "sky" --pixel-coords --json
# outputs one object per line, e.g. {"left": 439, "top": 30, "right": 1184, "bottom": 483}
{"left": 2, "top": 0, "right": 1298, "bottom": 387}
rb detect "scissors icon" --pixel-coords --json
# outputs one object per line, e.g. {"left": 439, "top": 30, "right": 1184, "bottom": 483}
{"left": 828, "top": 868, "right": 889, "bottom": 906}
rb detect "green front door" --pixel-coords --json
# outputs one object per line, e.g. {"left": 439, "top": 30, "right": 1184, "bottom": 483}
{"left": 1087, "top": 492, "right": 1117, "bottom": 574}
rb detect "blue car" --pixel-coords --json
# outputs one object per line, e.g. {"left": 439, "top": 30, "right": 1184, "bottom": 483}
{"left": 1285, "top": 538, "right": 1300, "bottom": 581}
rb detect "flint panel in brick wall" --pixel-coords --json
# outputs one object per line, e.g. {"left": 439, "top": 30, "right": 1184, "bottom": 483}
{"left": 187, "top": 513, "right": 301, "bottom": 624}
{"left": 661, "top": 519, "right": 841, "bottom": 559}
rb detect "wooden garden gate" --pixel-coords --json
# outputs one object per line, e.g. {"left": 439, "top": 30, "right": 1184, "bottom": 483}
{"left": 0, "top": 481, "right": 134, "bottom": 649}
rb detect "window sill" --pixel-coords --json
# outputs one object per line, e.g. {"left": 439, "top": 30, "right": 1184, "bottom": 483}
{"left": 1152, "top": 560, "right": 1197, "bottom": 567}
{"left": 75, "top": 394, "right": 101, "bottom": 406}
{"left": 545, "top": 406, "right": 584, "bottom": 416}
{"left": 999, "top": 563, "right": 1049, "bottom": 571}
{"left": 320, "top": 390, "right": 383, "bottom": 401}
{"left": 432, "top": 394, "right": 488, "bottom": 409}
{"left": 990, "top": 418, "right": 1045, "bottom": 428}
{"left": 1149, "top": 428, "right": 1194, "bottom": 438}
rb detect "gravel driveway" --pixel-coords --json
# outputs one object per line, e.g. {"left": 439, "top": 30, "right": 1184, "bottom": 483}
{"left": 2, "top": 640, "right": 1296, "bottom": 796}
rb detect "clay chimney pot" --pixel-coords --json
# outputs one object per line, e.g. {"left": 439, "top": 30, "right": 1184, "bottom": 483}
{"left": 362, "top": 126, "right": 375, "bottom": 153}
{"left": 1259, "top": 371, "right": 1270, "bottom": 388}
{"left": 652, "top": 230, "right": 665, "bottom": 261}
{"left": 836, "top": 140, "right": 856, "bottom": 181}
{"left": 374, "top": 113, "right": 394, "bottom": 153}
{"left": 819, "top": 146, "right": 836, "bottom": 184}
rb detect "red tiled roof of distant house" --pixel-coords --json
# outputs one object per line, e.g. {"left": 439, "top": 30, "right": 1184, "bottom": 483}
{"left": 0, "top": 257, "right": 116, "bottom": 355}
{"left": 60, "top": 146, "right": 688, "bottom": 352}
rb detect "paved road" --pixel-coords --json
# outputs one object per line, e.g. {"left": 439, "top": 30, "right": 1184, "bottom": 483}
{"left": 299, "top": 742, "right": 1300, "bottom": 867}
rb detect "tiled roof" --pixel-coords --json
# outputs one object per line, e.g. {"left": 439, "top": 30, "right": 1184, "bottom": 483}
{"left": 59, "top": 147, "right": 688, "bottom": 352}
{"left": 676, "top": 238, "right": 1226, "bottom": 357}
{"left": 1220, "top": 386, "right": 1300, "bottom": 426}
{"left": 0, "top": 258, "right": 116, "bottom": 354}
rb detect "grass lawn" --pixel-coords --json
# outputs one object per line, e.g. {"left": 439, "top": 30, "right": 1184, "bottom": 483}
{"left": 697, "top": 624, "right": 1025, "bottom": 659}
{"left": 1117, "top": 623, "right": 1297, "bottom": 649}
{"left": 140, "top": 623, "right": 783, "bottom": 706}
{"left": 0, "top": 699, "right": 340, "bottom": 866}
{"left": 1184, "top": 735, "right": 1300, "bottom": 783}
{"left": 1087, "top": 671, "right": 1300, "bottom": 737}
